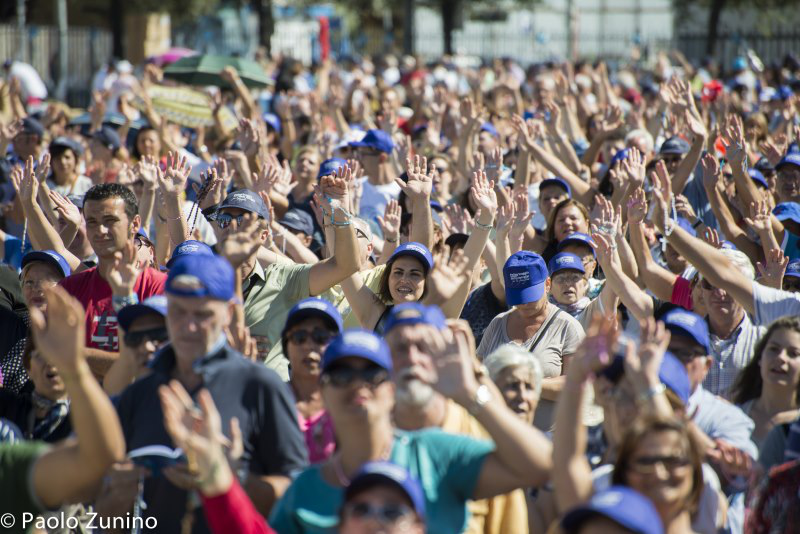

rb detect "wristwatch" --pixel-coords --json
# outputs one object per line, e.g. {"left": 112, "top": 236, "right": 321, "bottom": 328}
{"left": 467, "top": 384, "right": 492, "bottom": 416}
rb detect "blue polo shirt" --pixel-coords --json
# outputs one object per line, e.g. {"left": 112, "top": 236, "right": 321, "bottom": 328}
{"left": 115, "top": 340, "right": 308, "bottom": 534}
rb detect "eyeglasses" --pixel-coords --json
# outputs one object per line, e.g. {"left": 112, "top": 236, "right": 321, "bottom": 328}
{"left": 670, "top": 346, "right": 707, "bottom": 363}
{"left": 355, "top": 229, "right": 370, "bottom": 241}
{"left": 134, "top": 237, "right": 152, "bottom": 250}
{"left": 215, "top": 212, "right": 246, "bottom": 229}
{"left": 286, "top": 328, "right": 334, "bottom": 346}
{"left": 432, "top": 165, "right": 449, "bottom": 174}
{"left": 552, "top": 272, "right": 584, "bottom": 285}
{"left": 124, "top": 327, "right": 169, "bottom": 348}
{"left": 629, "top": 455, "right": 691, "bottom": 474}
{"left": 320, "top": 364, "right": 389, "bottom": 388}
{"left": 343, "top": 502, "right": 415, "bottom": 525}
{"left": 21, "top": 278, "right": 59, "bottom": 290}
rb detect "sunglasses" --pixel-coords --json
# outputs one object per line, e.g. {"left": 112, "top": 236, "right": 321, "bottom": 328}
{"left": 344, "top": 502, "right": 415, "bottom": 525}
{"left": 215, "top": 212, "right": 246, "bottom": 229}
{"left": 287, "top": 328, "right": 334, "bottom": 346}
{"left": 355, "top": 229, "right": 370, "bottom": 240}
{"left": 629, "top": 455, "right": 691, "bottom": 474}
{"left": 124, "top": 327, "right": 169, "bottom": 348}
{"left": 320, "top": 363, "right": 389, "bottom": 388}
{"left": 700, "top": 278, "right": 715, "bottom": 291}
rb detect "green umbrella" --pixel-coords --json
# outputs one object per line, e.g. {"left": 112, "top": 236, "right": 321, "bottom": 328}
{"left": 163, "top": 54, "right": 272, "bottom": 89}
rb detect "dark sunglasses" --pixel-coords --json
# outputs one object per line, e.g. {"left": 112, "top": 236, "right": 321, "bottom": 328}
{"left": 215, "top": 212, "right": 246, "bottom": 229}
{"left": 700, "top": 278, "right": 715, "bottom": 291}
{"left": 320, "top": 363, "right": 389, "bottom": 388}
{"left": 134, "top": 237, "right": 153, "bottom": 249}
{"left": 630, "top": 455, "right": 691, "bottom": 474}
{"left": 124, "top": 327, "right": 168, "bottom": 348}
{"left": 344, "top": 502, "right": 415, "bottom": 524}
{"left": 287, "top": 328, "right": 334, "bottom": 346}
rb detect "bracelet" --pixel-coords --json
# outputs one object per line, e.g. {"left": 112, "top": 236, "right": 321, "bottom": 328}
{"left": 475, "top": 219, "right": 493, "bottom": 231}
{"left": 692, "top": 219, "right": 703, "bottom": 229}
{"left": 636, "top": 383, "right": 666, "bottom": 406}
{"left": 330, "top": 205, "right": 353, "bottom": 227}
{"left": 385, "top": 236, "right": 398, "bottom": 243}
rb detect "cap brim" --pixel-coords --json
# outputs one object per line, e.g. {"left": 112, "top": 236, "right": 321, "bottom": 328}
{"left": 117, "top": 303, "right": 166, "bottom": 331}
{"left": 345, "top": 475, "right": 422, "bottom": 516}
{"left": 665, "top": 324, "right": 709, "bottom": 353}
{"left": 323, "top": 351, "right": 391, "bottom": 373}
{"left": 21, "top": 252, "right": 69, "bottom": 278}
{"left": 391, "top": 250, "right": 433, "bottom": 271}
{"left": 506, "top": 282, "right": 546, "bottom": 307}
{"left": 283, "top": 308, "right": 342, "bottom": 338}
{"left": 776, "top": 160, "right": 800, "bottom": 171}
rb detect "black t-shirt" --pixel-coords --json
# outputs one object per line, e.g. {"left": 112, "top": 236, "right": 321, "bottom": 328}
{"left": 460, "top": 282, "right": 508, "bottom": 347}
{"left": 115, "top": 343, "right": 308, "bottom": 534}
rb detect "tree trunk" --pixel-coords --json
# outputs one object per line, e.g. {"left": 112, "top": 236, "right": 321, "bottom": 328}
{"left": 110, "top": 0, "right": 123, "bottom": 58}
{"left": 706, "top": 0, "right": 726, "bottom": 57}
{"left": 253, "top": 0, "right": 273, "bottom": 56}
{"left": 440, "top": 0, "right": 459, "bottom": 55}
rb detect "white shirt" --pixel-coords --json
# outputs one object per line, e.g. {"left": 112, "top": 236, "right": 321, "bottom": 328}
{"left": 358, "top": 177, "right": 401, "bottom": 230}
{"left": 8, "top": 62, "right": 47, "bottom": 100}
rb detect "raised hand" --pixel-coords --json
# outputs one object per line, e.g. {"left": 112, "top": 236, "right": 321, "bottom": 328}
{"left": 0, "top": 119, "right": 23, "bottom": 145}
{"left": 377, "top": 199, "right": 401, "bottom": 242}
{"left": 569, "top": 313, "right": 617, "bottom": 383}
{"left": 10, "top": 159, "right": 39, "bottom": 206}
{"left": 400, "top": 155, "right": 433, "bottom": 202}
{"left": 395, "top": 134, "right": 412, "bottom": 167}
{"left": 723, "top": 114, "right": 747, "bottom": 167}
{"left": 49, "top": 190, "right": 82, "bottom": 229}
{"left": 627, "top": 187, "right": 648, "bottom": 224}
{"left": 460, "top": 96, "right": 482, "bottom": 128}
{"left": 542, "top": 99, "right": 562, "bottom": 135}
{"left": 625, "top": 317, "right": 671, "bottom": 392}
{"left": 511, "top": 114, "right": 537, "bottom": 150}
{"left": 509, "top": 190, "right": 534, "bottom": 244}
{"left": 590, "top": 194, "right": 619, "bottom": 239}
{"left": 591, "top": 231, "right": 616, "bottom": 267}
{"left": 469, "top": 170, "right": 497, "bottom": 224}
{"left": 596, "top": 105, "right": 623, "bottom": 138}
{"left": 319, "top": 164, "right": 352, "bottom": 220}
{"left": 28, "top": 286, "right": 86, "bottom": 372}
{"left": 442, "top": 204, "right": 473, "bottom": 235}
{"left": 416, "top": 320, "right": 481, "bottom": 406}
{"left": 700, "top": 153, "right": 721, "bottom": 191}
{"left": 252, "top": 157, "right": 295, "bottom": 197}
{"left": 484, "top": 146, "right": 503, "bottom": 185}
{"left": 107, "top": 241, "right": 142, "bottom": 295}
{"left": 620, "top": 147, "right": 645, "bottom": 189}
{"left": 496, "top": 202, "right": 515, "bottom": 236}
{"left": 700, "top": 227, "right": 724, "bottom": 249}
{"left": 34, "top": 153, "right": 51, "bottom": 185}
{"left": 236, "top": 118, "right": 261, "bottom": 157}
{"left": 426, "top": 248, "right": 472, "bottom": 304}
{"left": 158, "top": 152, "right": 192, "bottom": 197}
{"left": 756, "top": 248, "right": 789, "bottom": 289}
{"left": 136, "top": 155, "right": 159, "bottom": 191}
{"left": 674, "top": 194, "right": 698, "bottom": 224}
{"left": 743, "top": 200, "right": 773, "bottom": 236}
{"left": 684, "top": 108, "right": 707, "bottom": 138}
{"left": 194, "top": 168, "right": 225, "bottom": 211}
{"left": 225, "top": 305, "right": 259, "bottom": 361}
{"left": 218, "top": 213, "right": 265, "bottom": 269}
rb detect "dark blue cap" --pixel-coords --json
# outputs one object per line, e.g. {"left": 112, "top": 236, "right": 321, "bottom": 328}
{"left": 504, "top": 251, "right": 549, "bottom": 306}
{"left": 610, "top": 148, "right": 630, "bottom": 166}
{"left": 659, "top": 351, "right": 691, "bottom": 404}
{"left": 480, "top": 122, "right": 499, "bottom": 138}
{"left": 383, "top": 303, "right": 447, "bottom": 335}
{"left": 136, "top": 227, "right": 153, "bottom": 243}
{"left": 785, "top": 259, "right": 800, "bottom": 279}
{"left": 282, "top": 297, "right": 343, "bottom": 338}
{"left": 539, "top": 177, "right": 572, "bottom": 197}
{"left": 166, "top": 255, "right": 234, "bottom": 301}
{"left": 317, "top": 158, "right": 347, "bottom": 180}
{"left": 279, "top": 209, "right": 314, "bottom": 236}
{"left": 217, "top": 189, "right": 269, "bottom": 219}
{"left": 548, "top": 252, "right": 586, "bottom": 276}
{"left": 262, "top": 112, "right": 281, "bottom": 134}
{"left": 779, "top": 85, "right": 794, "bottom": 100}
{"left": 166, "top": 240, "right": 215, "bottom": 269}
{"left": 117, "top": 295, "right": 168, "bottom": 331}
{"left": 557, "top": 232, "right": 596, "bottom": 257}
{"left": 776, "top": 152, "right": 800, "bottom": 172}
{"left": 346, "top": 461, "right": 426, "bottom": 520}
{"left": 748, "top": 168, "right": 769, "bottom": 189}
{"left": 21, "top": 250, "right": 71, "bottom": 278}
{"left": 49, "top": 136, "right": 84, "bottom": 157}
{"left": 663, "top": 308, "right": 711, "bottom": 354}
{"left": 773, "top": 202, "right": 800, "bottom": 225}
{"left": 659, "top": 136, "right": 690, "bottom": 155}
{"left": 754, "top": 157, "right": 775, "bottom": 173}
{"left": 350, "top": 129, "right": 394, "bottom": 154}
{"left": 389, "top": 242, "right": 434, "bottom": 271}
{"left": 562, "top": 486, "right": 663, "bottom": 534}
{"left": 322, "top": 329, "right": 392, "bottom": 373}
{"left": 21, "top": 117, "right": 45, "bottom": 137}
{"left": 92, "top": 126, "right": 122, "bottom": 151}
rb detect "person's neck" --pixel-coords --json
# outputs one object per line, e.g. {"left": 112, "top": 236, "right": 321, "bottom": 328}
{"left": 663, "top": 510, "right": 694, "bottom": 534}
{"left": 173, "top": 352, "right": 206, "bottom": 392}
{"left": 54, "top": 172, "right": 77, "bottom": 186}
{"left": 239, "top": 256, "right": 258, "bottom": 282}
{"left": 708, "top": 307, "right": 744, "bottom": 339}
{"left": 337, "top": 417, "right": 394, "bottom": 477}
{"left": 294, "top": 179, "right": 315, "bottom": 200}
{"left": 758, "top": 383, "right": 798, "bottom": 414}
{"left": 369, "top": 163, "right": 397, "bottom": 186}
{"left": 393, "top": 394, "right": 447, "bottom": 431}
{"left": 290, "top": 374, "right": 321, "bottom": 402}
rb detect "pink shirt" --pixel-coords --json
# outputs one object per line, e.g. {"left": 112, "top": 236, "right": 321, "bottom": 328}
{"left": 298, "top": 409, "right": 336, "bottom": 463}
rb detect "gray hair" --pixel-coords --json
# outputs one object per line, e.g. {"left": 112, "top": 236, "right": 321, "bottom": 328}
{"left": 483, "top": 344, "right": 543, "bottom": 401}
{"left": 721, "top": 248, "right": 755, "bottom": 281}
{"left": 625, "top": 128, "right": 654, "bottom": 154}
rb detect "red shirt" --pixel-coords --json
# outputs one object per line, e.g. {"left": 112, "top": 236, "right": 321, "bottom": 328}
{"left": 670, "top": 275, "right": 694, "bottom": 311}
{"left": 60, "top": 266, "right": 166, "bottom": 351}
{"left": 201, "top": 478, "right": 275, "bottom": 534}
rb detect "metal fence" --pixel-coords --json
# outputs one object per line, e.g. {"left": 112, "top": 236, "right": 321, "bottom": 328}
{"left": 677, "top": 31, "right": 800, "bottom": 69}
{"left": 0, "top": 24, "right": 113, "bottom": 108}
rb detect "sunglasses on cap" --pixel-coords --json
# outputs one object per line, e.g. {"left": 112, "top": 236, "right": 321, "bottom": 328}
{"left": 286, "top": 327, "right": 334, "bottom": 346}
{"left": 343, "top": 502, "right": 416, "bottom": 525}
{"left": 124, "top": 327, "right": 169, "bottom": 348}
{"left": 320, "top": 363, "right": 389, "bottom": 388}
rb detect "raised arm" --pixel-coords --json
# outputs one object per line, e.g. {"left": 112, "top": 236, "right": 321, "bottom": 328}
{"left": 399, "top": 155, "right": 434, "bottom": 250}
{"left": 594, "top": 232, "right": 653, "bottom": 321}
{"left": 30, "top": 287, "right": 125, "bottom": 508}
{"left": 669, "top": 78, "right": 707, "bottom": 195}
{"left": 156, "top": 152, "right": 191, "bottom": 249}
{"left": 626, "top": 185, "right": 677, "bottom": 299}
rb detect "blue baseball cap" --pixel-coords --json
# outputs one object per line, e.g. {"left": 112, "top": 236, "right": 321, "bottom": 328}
{"left": 389, "top": 242, "right": 434, "bottom": 271}
{"left": 776, "top": 152, "right": 800, "bottom": 172}
{"left": 480, "top": 122, "right": 499, "bottom": 138}
{"left": 785, "top": 259, "right": 800, "bottom": 279}
{"left": 754, "top": 156, "right": 775, "bottom": 173}
{"left": 350, "top": 129, "right": 394, "bottom": 154}
{"left": 659, "top": 351, "right": 691, "bottom": 404}
{"left": 262, "top": 112, "right": 281, "bottom": 134}
{"left": 539, "top": 177, "right": 572, "bottom": 197}
{"left": 557, "top": 232, "right": 596, "bottom": 257}
{"left": 659, "top": 136, "right": 690, "bottom": 156}
{"left": 561, "top": 486, "right": 663, "bottom": 534}
{"left": 610, "top": 148, "right": 630, "bottom": 166}
{"left": 21, "top": 250, "right": 71, "bottom": 278}
{"left": 663, "top": 308, "right": 711, "bottom": 354}
{"left": 345, "top": 461, "right": 426, "bottom": 520}
{"left": 322, "top": 329, "right": 393, "bottom": 373}
{"left": 383, "top": 303, "right": 447, "bottom": 335}
{"left": 166, "top": 255, "right": 234, "bottom": 301}
{"left": 504, "top": 251, "right": 549, "bottom": 306}
{"left": 217, "top": 189, "right": 269, "bottom": 219}
{"left": 279, "top": 208, "right": 315, "bottom": 236}
{"left": 91, "top": 126, "right": 121, "bottom": 152}
{"left": 282, "top": 297, "right": 343, "bottom": 338}
{"left": 167, "top": 240, "right": 215, "bottom": 268}
{"left": 748, "top": 168, "right": 769, "bottom": 189}
{"left": 548, "top": 252, "right": 586, "bottom": 276}
{"left": 773, "top": 202, "right": 800, "bottom": 225}
{"left": 49, "top": 136, "right": 84, "bottom": 157}
{"left": 317, "top": 157, "right": 347, "bottom": 180}
{"left": 21, "top": 117, "right": 45, "bottom": 137}
{"left": 117, "top": 295, "right": 168, "bottom": 331}
{"left": 136, "top": 227, "right": 153, "bottom": 244}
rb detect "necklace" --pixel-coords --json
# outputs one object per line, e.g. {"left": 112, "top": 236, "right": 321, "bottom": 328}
{"left": 331, "top": 437, "right": 394, "bottom": 487}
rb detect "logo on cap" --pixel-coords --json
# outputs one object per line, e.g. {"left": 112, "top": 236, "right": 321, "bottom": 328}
{"left": 556, "top": 256, "right": 573, "bottom": 265}
{"left": 229, "top": 192, "right": 254, "bottom": 204}
{"left": 298, "top": 300, "right": 330, "bottom": 312}
{"left": 509, "top": 271, "right": 531, "bottom": 286}
{"left": 593, "top": 490, "right": 624, "bottom": 507}
{"left": 178, "top": 243, "right": 201, "bottom": 254}
{"left": 667, "top": 311, "right": 699, "bottom": 328}
{"left": 367, "top": 462, "right": 409, "bottom": 482}
{"left": 343, "top": 331, "right": 382, "bottom": 352}
{"left": 169, "top": 274, "right": 206, "bottom": 291}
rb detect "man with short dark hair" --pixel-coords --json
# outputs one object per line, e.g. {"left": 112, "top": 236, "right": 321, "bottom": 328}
{"left": 60, "top": 182, "right": 166, "bottom": 378}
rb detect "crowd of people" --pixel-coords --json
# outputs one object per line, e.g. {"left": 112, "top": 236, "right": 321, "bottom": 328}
{"left": 2, "top": 46, "right": 800, "bottom": 533}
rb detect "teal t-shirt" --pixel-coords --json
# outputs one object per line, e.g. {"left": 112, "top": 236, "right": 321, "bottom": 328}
{"left": 782, "top": 231, "right": 800, "bottom": 261}
{"left": 269, "top": 427, "right": 494, "bottom": 534}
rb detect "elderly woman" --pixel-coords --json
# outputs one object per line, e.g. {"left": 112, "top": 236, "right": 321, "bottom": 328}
{"left": 547, "top": 252, "right": 617, "bottom": 331}
{"left": 484, "top": 344, "right": 543, "bottom": 426}
{"left": 478, "top": 251, "right": 585, "bottom": 431}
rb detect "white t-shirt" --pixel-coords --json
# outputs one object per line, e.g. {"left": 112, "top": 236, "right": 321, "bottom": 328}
{"left": 47, "top": 175, "right": 93, "bottom": 197}
{"left": 358, "top": 177, "right": 401, "bottom": 230}
{"left": 8, "top": 61, "right": 47, "bottom": 100}
{"left": 752, "top": 281, "right": 800, "bottom": 326}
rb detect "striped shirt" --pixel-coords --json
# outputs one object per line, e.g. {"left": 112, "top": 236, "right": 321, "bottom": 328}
{"left": 703, "top": 313, "right": 765, "bottom": 399}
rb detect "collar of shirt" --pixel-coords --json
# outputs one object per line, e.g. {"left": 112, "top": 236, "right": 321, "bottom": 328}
{"left": 150, "top": 333, "right": 229, "bottom": 379}
{"left": 707, "top": 313, "right": 748, "bottom": 347}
